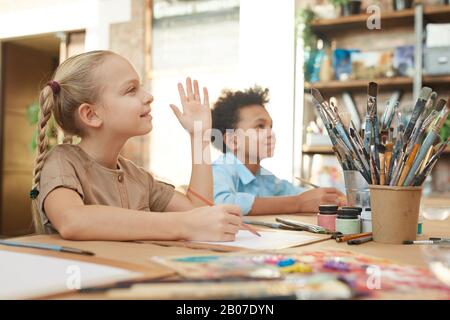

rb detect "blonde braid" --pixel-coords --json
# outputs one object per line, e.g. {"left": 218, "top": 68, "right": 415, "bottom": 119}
{"left": 31, "top": 86, "right": 56, "bottom": 193}
{"left": 30, "top": 85, "right": 58, "bottom": 233}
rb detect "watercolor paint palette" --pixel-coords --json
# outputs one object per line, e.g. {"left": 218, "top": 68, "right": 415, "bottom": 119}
{"left": 151, "top": 250, "right": 450, "bottom": 299}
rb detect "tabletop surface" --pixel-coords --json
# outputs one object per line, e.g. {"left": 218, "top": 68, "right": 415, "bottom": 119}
{"left": 4, "top": 197, "right": 450, "bottom": 300}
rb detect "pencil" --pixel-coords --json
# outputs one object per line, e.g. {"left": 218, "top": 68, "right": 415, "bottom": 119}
{"left": 187, "top": 188, "right": 261, "bottom": 237}
{"left": 295, "top": 177, "right": 320, "bottom": 189}
{"left": 0, "top": 240, "right": 94, "bottom": 256}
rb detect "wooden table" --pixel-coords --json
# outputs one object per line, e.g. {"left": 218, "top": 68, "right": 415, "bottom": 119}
{"left": 4, "top": 197, "right": 450, "bottom": 300}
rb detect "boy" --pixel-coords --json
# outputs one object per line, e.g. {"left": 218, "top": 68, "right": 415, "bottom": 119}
{"left": 211, "top": 86, "right": 346, "bottom": 215}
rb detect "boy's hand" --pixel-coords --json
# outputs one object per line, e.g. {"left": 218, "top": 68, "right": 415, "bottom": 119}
{"left": 170, "top": 77, "right": 211, "bottom": 135}
{"left": 296, "top": 188, "right": 347, "bottom": 213}
{"left": 180, "top": 204, "right": 243, "bottom": 242}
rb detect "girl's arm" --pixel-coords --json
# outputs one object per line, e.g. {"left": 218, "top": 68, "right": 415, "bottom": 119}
{"left": 44, "top": 187, "right": 242, "bottom": 241}
{"left": 169, "top": 77, "right": 213, "bottom": 208}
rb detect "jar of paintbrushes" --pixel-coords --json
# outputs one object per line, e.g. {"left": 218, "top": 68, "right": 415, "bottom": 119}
{"left": 310, "top": 83, "right": 450, "bottom": 244}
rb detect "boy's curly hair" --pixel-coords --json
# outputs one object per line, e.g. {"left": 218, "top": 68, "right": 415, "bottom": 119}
{"left": 211, "top": 86, "right": 269, "bottom": 152}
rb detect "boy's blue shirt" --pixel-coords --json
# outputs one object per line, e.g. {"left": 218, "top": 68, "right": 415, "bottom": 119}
{"left": 212, "top": 152, "right": 304, "bottom": 215}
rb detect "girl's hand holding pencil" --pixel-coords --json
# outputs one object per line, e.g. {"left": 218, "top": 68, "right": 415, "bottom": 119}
{"left": 187, "top": 188, "right": 261, "bottom": 238}
{"left": 170, "top": 77, "right": 212, "bottom": 135}
{"left": 179, "top": 204, "right": 246, "bottom": 242}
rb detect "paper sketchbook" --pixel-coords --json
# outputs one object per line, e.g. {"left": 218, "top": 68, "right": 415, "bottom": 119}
{"left": 0, "top": 250, "right": 140, "bottom": 299}
{"left": 194, "top": 230, "right": 323, "bottom": 250}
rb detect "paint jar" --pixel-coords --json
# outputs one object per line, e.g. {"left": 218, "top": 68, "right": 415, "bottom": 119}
{"left": 361, "top": 208, "right": 372, "bottom": 233}
{"left": 341, "top": 206, "right": 362, "bottom": 216}
{"left": 317, "top": 205, "right": 338, "bottom": 232}
{"left": 335, "top": 208, "right": 361, "bottom": 235}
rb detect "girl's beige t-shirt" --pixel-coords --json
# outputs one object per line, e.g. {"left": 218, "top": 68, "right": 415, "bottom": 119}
{"left": 37, "top": 144, "right": 175, "bottom": 232}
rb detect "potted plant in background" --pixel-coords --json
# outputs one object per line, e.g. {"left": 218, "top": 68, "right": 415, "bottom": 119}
{"left": 330, "top": 0, "right": 362, "bottom": 16}
{"left": 296, "top": 7, "right": 322, "bottom": 83}
{"left": 27, "top": 101, "right": 58, "bottom": 153}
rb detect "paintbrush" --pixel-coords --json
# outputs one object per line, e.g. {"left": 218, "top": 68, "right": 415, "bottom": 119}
{"left": 406, "top": 93, "right": 438, "bottom": 151}
{"left": 413, "top": 139, "right": 450, "bottom": 186}
{"left": 390, "top": 148, "right": 405, "bottom": 186}
{"left": 435, "top": 98, "right": 446, "bottom": 113}
{"left": 295, "top": 177, "right": 320, "bottom": 189}
{"left": 404, "top": 101, "right": 450, "bottom": 186}
{"left": 384, "top": 128, "right": 394, "bottom": 184}
{"left": 312, "top": 88, "right": 366, "bottom": 176}
{"left": 404, "top": 87, "right": 432, "bottom": 143}
{"left": 398, "top": 143, "right": 420, "bottom": 186}
{"left": 421, "top": 91, "right": 438, "bottom": 120}
{"left": 427, "top": 99, "right": 447, "bottom": 132}
{"left": 407, "top": 109, "right": 439, "bottom": 153}
{"left": 419, "top": 146, "right": 434, "bottom": 173}
{"left": 378, "top": 143, "right": 386, "bottom": 185}
{"left": 370, "top": 145, "right": 379, "bottom": 185}
{"left": 364, "top": 83, "right": 378, "bottom": 160}
{"left": 389, "top": 124, "right": 404, "bottom": 181}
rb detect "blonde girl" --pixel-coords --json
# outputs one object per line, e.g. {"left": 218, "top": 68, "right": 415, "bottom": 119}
{"left": 31, "top": 50, "right": 242, "bottom": 241}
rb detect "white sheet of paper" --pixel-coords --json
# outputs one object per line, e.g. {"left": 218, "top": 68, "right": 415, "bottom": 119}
{"left": 0, "top": 250, "right": 140, "bottom": 299}
{"left": 194, "top": 230, "right": 321, "bottom": 250}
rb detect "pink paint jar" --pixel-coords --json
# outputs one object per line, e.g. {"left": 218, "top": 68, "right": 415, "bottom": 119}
{"left": 317, "top": 205, "right": 338, "bottom": 232}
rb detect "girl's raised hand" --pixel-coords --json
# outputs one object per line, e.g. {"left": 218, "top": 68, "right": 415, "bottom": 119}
{"left": 170, "top": 77, "right": 211, "bottom": 135}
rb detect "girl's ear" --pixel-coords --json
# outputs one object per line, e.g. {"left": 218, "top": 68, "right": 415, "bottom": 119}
{"left": 78, "top": 103, "right": 102, "bottom": 129}
{"left": 223, "top": 131, "right": 238, "bottom": 152}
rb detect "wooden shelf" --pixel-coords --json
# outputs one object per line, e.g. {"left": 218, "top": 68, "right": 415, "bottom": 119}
{"left": 302, "top": 145, "right": 334, "bottom": 154}
{"left": 305, "top": 77, "right": 413, "bottom": 93}
{"left": 310, "top": 5, "right": 450, "bottom": 36}
{"left": 305, "top": 75, "right": 450, "bottom": 93}
{"left": 302, "top": 145, "right": 449, "bottom": 156}
{"left": 423, "top": 75, "right": 450, "bottom": 87}
{"left": 424, "top": 5, "right": 450, "bottom": 23}
{"left": 311, "top": 8, "right": 415, "bottom": 35}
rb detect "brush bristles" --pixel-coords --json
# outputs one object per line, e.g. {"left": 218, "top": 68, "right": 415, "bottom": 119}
{"left": 436, "top": 99, "right": 446, "bottom": 112}
{"left": 419, "top": 87, "right": 432, "bottom": 101}
{"left": 368, "top": 82, "right": 378, "bottom": 97}
{"left": 311, "top": 88, "right": 325, "bottom": 104}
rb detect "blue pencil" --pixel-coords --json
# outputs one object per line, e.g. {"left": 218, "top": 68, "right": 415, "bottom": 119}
{"left": 0, "top": 240, "right": 95, "bottom": 256}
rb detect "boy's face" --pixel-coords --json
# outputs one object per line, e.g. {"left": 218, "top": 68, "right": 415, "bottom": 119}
{"left": 229, "top": 105, "right": 276, "bottom": 163}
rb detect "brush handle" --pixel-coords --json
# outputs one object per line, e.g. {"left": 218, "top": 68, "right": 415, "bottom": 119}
{"left": 404, "top": 131, "right": 438, "bottom": 186}
{"left": 379, "top": 153, "right": 385, "bottom": 185}
{"left": 373, "top": 115, "right": 381, "bottom": 168}
{"left": 385, "top": 149, "right": 392, "bottom": 184}
{"left": 404, "top": 98, "right": 427, "bottom": 142}
{"left": 397, "top": 144, "right": 419, "bottom": 186}
{"left": 364, "top": 116, "right": 372, "bottom": 155}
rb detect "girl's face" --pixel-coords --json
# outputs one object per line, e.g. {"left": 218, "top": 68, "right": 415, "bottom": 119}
{"left": 95, "top": 54, "right": 153, "bottom": 138}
